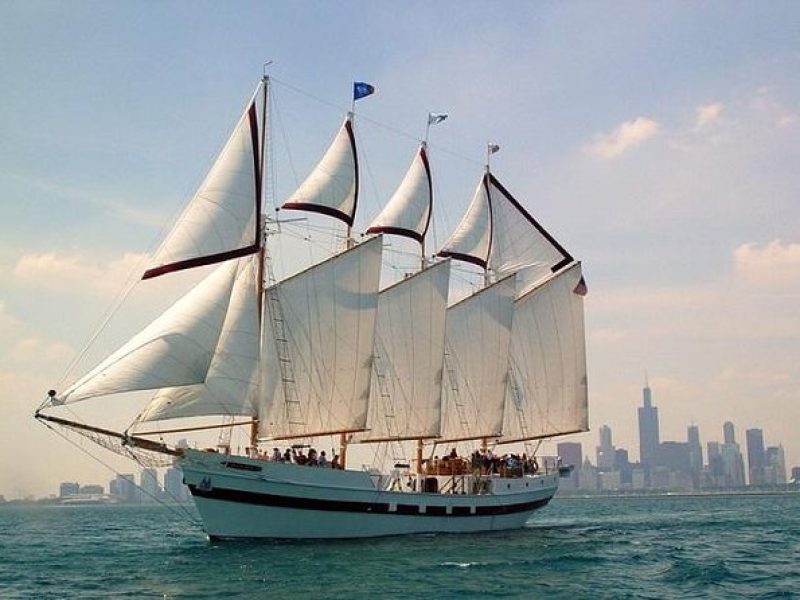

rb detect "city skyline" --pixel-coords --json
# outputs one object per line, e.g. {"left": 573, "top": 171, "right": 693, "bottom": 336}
{"left": 561, "top": 382, "right": 791, "bottom": 492}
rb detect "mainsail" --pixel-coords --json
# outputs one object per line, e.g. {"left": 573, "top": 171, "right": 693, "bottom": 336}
{"left": 281, "top": 115, "right": 359, "bottom": 227}
{"left": 439, "top": 275, "right": 516, "bottom": 442}
{"left": 143, "top": 82, "right": 264, "bottom": 280}
{"left": 258, "top": 236, "right": 383, "bottom": 440}
{"left": 501, "top": 263, "right": 589, "bottom": 442}
{"left": 357, "top": 259, "right": 450, "bottom": 442}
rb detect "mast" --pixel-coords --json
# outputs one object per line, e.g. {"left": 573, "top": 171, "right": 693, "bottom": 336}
{"left": 251, "top": 73, "right": 269, "bottom": 449}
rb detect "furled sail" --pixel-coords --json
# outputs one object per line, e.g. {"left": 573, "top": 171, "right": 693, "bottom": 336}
{"left": 439, "top": 275, "right": 516, "bottom": 442}
{"left": 501, "top": 262, "right": 588, "bottom": 442}
{"left": 356, "top": 259, "right": 450, "bottom": 443}
{"left": 437, "top": 174, "right": 491, "bottom": 268}
{"left": 281, "top": 115, "right": 358, "bottom": 227}
{"left": 259, "top": 236, "right": 383, "bottom": 439}
{"left": 366, "top": 144, "right": 432, "bottom": 244}
{"left": 58, "top": 260, "right": 240, "bottom": 404}
{"left": 143, "top": 83, "right": 264, "bottom": 280}
{"left": 134, "top": 258, "right": 260, "bottom": 422}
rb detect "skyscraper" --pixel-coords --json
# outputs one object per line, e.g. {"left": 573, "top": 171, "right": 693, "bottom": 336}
{"left": 765, "top": 446, "right": 786, "bottom": 485}
{"left": 140, "top": 468, "right": 161, "bottom": 503}
{"left": 687, "top": 425, "right": 703, "bottom": 489}
{"left": 723, "top": 421, "right": 735, "bottom": 445}
{"left": 638, "top": 380, "right": 660, "bottom": 469}
{"left": 164, "top": 466, "right": 189, "bottom": 502}
{"left": 746, "top": 428, "right": 766, "bottom": 486}
{"left": 596, "top": 425, "right": 615, "bottom": 470}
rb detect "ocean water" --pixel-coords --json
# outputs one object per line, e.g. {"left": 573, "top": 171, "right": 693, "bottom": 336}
{"left": 1, "top": 494, "right": 798, "bottom": 599}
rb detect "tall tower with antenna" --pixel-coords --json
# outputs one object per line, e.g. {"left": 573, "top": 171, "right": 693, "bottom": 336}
{"left": 638, "top": 373, "right": 660, "bottom": 472}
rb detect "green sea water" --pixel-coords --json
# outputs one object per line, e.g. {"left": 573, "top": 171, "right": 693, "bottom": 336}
{"left": 1, "top": 494, "right": 798, "bottom": 599}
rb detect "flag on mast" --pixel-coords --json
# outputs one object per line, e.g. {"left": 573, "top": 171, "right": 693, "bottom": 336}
{"left": 428, "top": 113, "right": 448, "bottom": 125}
{"left": 353, "top": 82, "right": 376, "bottom": 101}
{"left": 488, "top": 143, "right": 500, "bottom": 154}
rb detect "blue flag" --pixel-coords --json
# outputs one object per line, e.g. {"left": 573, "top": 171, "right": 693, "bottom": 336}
{"left": 353, "top": 82, "right": 375, "bottom": 101}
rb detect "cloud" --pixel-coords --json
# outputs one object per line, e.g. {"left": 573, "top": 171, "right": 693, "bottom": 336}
{"left": 11, "top": 252, "right": 149, "bottom": 296}
{"left": 695, "top": 102, "right": 724, "bottom": 128}
{"left": 584, "top": 117, "right": 660, "bottom": 159}
{"left": 0, "top": 302, "right": 22, "bottom": 333}
{"left": 2, "top": 172, "right": 170, "bottom": 229}
{"left": 10, "top": 337, "right": 74, "bottom": 365}
{"left": 734, "top": 240, "right": 800, "bottom": 287}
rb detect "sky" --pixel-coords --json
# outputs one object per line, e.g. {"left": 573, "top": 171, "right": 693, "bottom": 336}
{"left": 1, "top": 1, "right": 798, "bottom": 498}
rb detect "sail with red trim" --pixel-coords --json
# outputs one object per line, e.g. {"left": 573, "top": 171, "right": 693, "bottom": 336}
{"left": 281, "top": 114, "right": 358, "bottom": 227}
{"left": 143, "top": 82, "right": 264, "bottom": 280}
{"left": 366, "top": 143, "right": 432, "bottom": 244}
{"left": 437, "top": 172, "right": 492, "bottom": 268}
{"left": 438, "top": 170, "right": 573, "bottom": 292}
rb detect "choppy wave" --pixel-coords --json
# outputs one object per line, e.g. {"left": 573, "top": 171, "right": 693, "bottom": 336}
{"left": 0, "top": 494, "right": 798, "bottom": 599}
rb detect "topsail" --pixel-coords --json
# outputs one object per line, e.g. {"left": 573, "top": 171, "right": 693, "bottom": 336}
{"left": 143, "top": 82, "right": 264, "bottom": 280}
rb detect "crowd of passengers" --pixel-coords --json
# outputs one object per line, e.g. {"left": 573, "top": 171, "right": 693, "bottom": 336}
{"left": 261, "top": 447, "right": 344, "bottom": 469}
{"left": 248, "top": 445, "right": 540, "bottom": 475}
{"left": 426, "top": 447, "right": 540, "bottom": 475}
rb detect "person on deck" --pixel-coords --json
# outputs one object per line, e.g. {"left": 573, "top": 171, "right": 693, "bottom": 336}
{"left": 318, "top": 451, "right": 328, "bottom": 468}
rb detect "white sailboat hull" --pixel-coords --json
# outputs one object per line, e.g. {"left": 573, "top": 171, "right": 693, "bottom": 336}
{"left": 179, "top": 449, "right": 558, "bottom": 539}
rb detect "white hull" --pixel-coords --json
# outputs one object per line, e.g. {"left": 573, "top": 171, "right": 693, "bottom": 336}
{"left": 179, "top": 449, "right": 558, "bottom": 539}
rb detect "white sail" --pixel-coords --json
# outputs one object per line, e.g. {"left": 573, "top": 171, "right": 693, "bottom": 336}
{"left": 143, "top": 83, "right": 263, "bottom": 279}
{"left": 439, "top": 275, "right": 516, "bottom": 442}
{"left": 135, "top": 258, "right": 260, "bottom": 422}
{"left": 501, "top": 263, "right": 588, "bottom": 442}
{"left": 486, "top": 174, "right": 573, "bottom": 294}
{"left": 59, "top": 260, "right": 240, "bottom": 404}
{"left": 366, "top": 144, "right": 432, "bottom": 243}
{"left": 357, "top": 259, "right": 450, "bottom": 442}
{"left": 259, "top": 236, "right": 383, "bottom": 439}
{"left": 281, "top": 115, "right": 358, "bottom": 226}
{"left": 437, "top": 174, "right": 491, "bottom": 268}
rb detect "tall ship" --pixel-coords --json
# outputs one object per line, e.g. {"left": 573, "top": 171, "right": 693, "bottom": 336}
{"left": 35, "top": 74, "right": 589, "bottom": 539}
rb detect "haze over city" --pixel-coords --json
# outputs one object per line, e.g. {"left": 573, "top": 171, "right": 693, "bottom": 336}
{"left": 1, "top": 2, "right": 798, "bottom": 498}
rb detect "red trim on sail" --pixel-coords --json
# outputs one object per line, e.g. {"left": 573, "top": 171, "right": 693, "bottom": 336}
{"left": 281, "top": 118, "right": 358, "bottom": 228}
{"left": 418, "top": 145, "right": 433, "bottom": 240}
{"left": 436, "top": 250, "right": 487, "bottom": 269}
{"left": 142, "top": 100, "right": 263, "bottom": 281}
{"left": 487, "top": 173, "right": 573, "bottom": 272}
{"left": 346, "top": 119, "right": 359, "bottom": 227}
{"left": 281, "top": 203, "right": 353, "bottom": 226}
{"left": 248, "top": 101, "right": 263, "bottom": 249}
{"left": 365, "top": 225, "right": 423, "bottom": 244}
{"left": 142, "top": 244, "right": 259, "bottom": 280}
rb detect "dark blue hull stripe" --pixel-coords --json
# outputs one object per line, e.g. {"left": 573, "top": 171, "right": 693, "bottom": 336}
{"left": 188, "top": 485, "right": 550, "bottom": 517}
